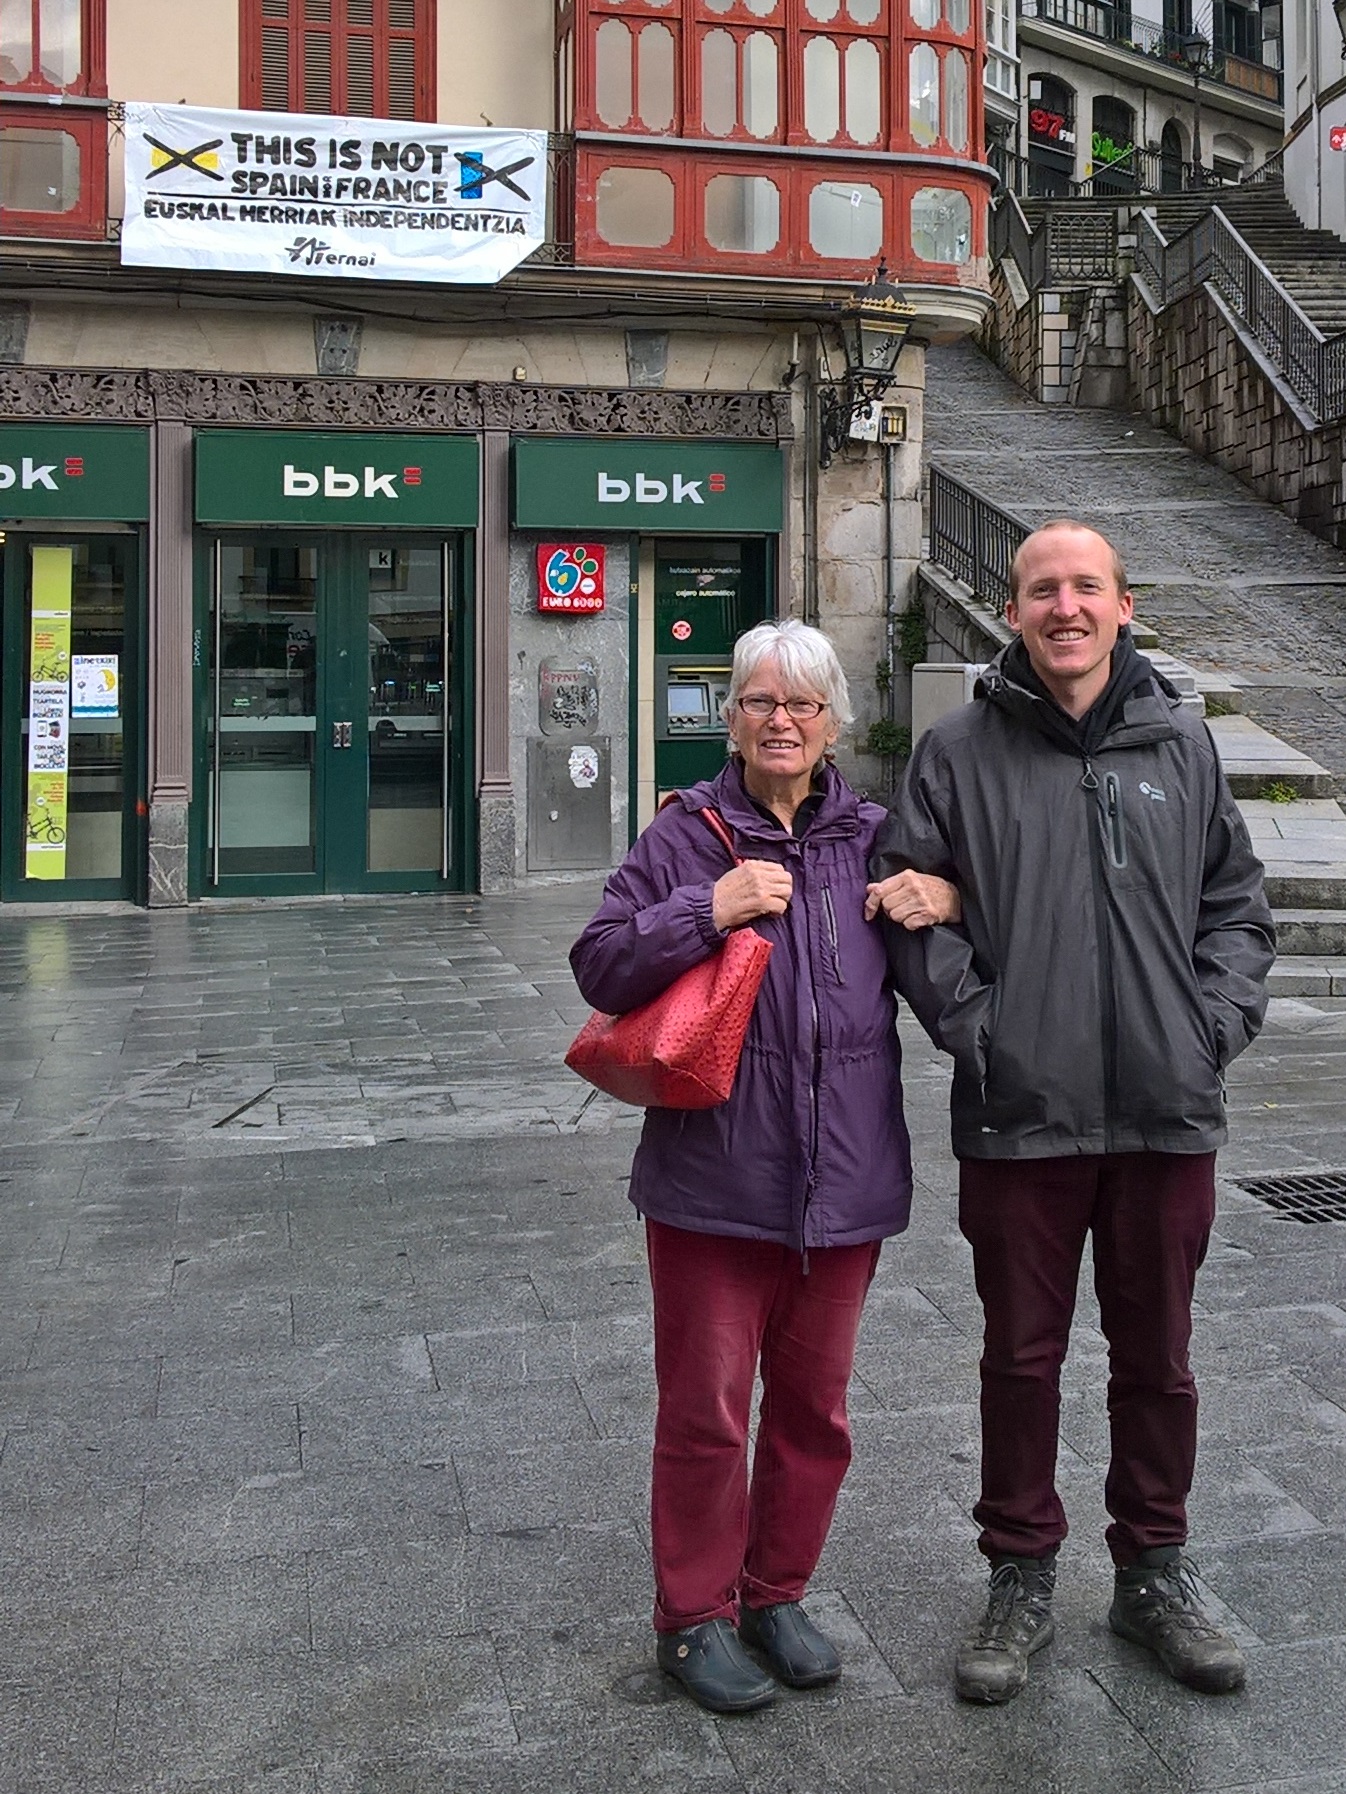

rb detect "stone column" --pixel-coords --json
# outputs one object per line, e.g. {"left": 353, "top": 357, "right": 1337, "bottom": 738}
{"left": 475, "top": 428, "right": 514, "bottom": 891}
{"left": 147, "top": 419, "right": 193, "bottom": 907}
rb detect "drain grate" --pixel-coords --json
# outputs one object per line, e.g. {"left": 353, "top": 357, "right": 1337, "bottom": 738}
{"left": 1235, "top": 1171, "right": 1346, "bottom": 1223}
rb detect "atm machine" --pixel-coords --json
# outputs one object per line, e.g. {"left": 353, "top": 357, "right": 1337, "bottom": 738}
{"left": 654, "top": 658, "right": 733, "bottom": 797}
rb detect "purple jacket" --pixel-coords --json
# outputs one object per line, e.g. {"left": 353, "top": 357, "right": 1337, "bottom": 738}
{"left": 569, "top": 759, "right": 913, "bottom": 1250}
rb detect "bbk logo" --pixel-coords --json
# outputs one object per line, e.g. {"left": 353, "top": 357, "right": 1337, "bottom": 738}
{"left": 283, "top": 462, "right": 422, "bottom": 500}
{"left": 0, "top": 456, "right": 72, "bottom": 491}
{"left": 596, "top": 471, "right": 725, "bottom": 506}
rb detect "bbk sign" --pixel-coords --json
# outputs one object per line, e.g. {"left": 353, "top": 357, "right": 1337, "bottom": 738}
{"left": 0, "top": 426, "right": 150, "bottom": 520}
{"left": 195, "top": 429, "right": 480, "bottom": 527}
{"left": 513, "top": 439, "right": 784, "bottom": 533}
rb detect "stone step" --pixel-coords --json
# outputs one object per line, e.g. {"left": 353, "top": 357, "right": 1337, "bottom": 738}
{"left": 1264, "top": 868, "right": 1346, "bottom": 907}
{"left": 1271, "top": 911, "right": 1346, "bottom": 954}
{"left": 1267, "top": 955, "right": 1346, "bottom": 996}
{"left": 1208, "top": 714, "right": 1336, "bottom": 798}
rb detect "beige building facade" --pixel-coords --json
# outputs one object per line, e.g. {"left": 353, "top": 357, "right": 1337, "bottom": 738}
{"left": 0, "top": 0, "right": 992, "bottom": 905}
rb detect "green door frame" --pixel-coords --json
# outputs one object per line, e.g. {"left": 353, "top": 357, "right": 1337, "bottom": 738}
{"left": 189, "top": 529, "right": 475, "bottom": 900}
{"left": 1, "top": 528, "right": 146, "bottom": 905}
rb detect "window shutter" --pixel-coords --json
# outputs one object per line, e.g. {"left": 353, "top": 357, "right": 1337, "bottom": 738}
{"left": 260, "top": 26, "right": 291, "bottom": 110}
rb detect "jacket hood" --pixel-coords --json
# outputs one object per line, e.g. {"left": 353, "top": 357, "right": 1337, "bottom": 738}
{"left": 675, "top": 757, "right": 868, "bottom": 844}
{"left": 977, "top": 631, "right": 1183, "bottom": 754}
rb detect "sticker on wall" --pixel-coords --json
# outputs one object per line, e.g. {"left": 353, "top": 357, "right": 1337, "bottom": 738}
{"left": 671, "top": 619, "right": 692, "bottom": 642}
{"left": 537, "top": 543, "right": 606, "bottom": 614}
{"left": 1332, "top": 126, "right": 1346, "bottom": 151}
{"left": 71, "top": 655, "right": 120, "bottom": 719}
{"left": 26, "top": 545, "right": 75, "bottom": 881}
{"left": 539, "top": 659, "right": 599, "bottom": 736}
{"left": 568, "top": 745, "right": 601, "bottom": 790}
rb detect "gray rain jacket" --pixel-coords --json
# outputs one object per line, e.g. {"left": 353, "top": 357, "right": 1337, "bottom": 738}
{"left": 871, "top": 645, "right": 1276, "bottom": 1161}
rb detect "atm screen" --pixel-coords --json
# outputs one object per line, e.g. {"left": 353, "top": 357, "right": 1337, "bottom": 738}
{"left": 668, "top": 683, "right": 711, "bottom": 724}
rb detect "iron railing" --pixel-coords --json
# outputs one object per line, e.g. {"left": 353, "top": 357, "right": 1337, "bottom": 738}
{"left": 1021, "top": 0, "right": 1282, "bottom": 102}
{"left": 991, "top": 195, "right": 1119, "bottom": 284}
{"left": 928, "top": 465, "right": 1028, "bottom": 617}
{"left": 1137, "top": 205, "right": 1346, "bottom": 422}
{"left": 523, "top": 132, "right": 575, "bottom": 267}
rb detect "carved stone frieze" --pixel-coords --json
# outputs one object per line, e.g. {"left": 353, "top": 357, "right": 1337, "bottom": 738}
{"left": 0, "top": 365, "right": 790, "bottom": 439}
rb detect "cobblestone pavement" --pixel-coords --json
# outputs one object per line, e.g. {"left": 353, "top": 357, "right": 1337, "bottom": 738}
{"left": 927, "top": 341, "right": 1346, "bottom": 783}
{"left": 3, "top": 891, "right": 1346, "bottom": 1793}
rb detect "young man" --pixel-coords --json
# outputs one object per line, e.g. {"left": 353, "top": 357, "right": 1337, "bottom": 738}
{"left": 868, "top": 520, "right": 1275, "bottom": 1703}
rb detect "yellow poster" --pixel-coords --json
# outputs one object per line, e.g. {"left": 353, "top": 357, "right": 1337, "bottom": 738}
{"left": 26, "top": 545, "right": 74, "bottom": 880}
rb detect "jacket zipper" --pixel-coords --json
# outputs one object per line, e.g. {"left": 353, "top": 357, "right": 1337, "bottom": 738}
{"left": 801, "top": 844, "right": 821, "bottom": 1274}
{"left": 1082, "top": 755, "right": 1119, "bottom": 1151}
{"left": 1103, "top": 771, "right": 1128, "bottom": 869}
{"left": 821, "top": 883, "right": 846, "bottom": 985}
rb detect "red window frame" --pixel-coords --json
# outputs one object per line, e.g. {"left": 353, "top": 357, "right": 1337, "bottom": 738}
{"left": 0, "top": 107, "right": 108, "bottom": 238}
{"left": 0, "top": 0, "right": 106, "bottom": 97}
{"left": 239, "top": 0, "right": 435, "bottom": 121}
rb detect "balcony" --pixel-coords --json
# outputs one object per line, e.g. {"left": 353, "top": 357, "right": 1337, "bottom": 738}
{"left": 1020, "top": 0, "right": 1282, "bottom": 105}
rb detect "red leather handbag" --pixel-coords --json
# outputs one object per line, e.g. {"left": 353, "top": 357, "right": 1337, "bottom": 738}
{"left": 565, "top": 806, "right": 773, "bottom": 1109}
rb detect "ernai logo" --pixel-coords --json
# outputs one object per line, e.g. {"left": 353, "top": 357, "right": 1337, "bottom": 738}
{"left": 596, "top": 471, "right": 725, "bottom": 505}
{"left": 282, "top": 463, "right": 416, "bottom": 500}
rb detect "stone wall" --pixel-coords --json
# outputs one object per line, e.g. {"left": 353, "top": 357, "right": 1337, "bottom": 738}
{"left": 1127, "top": 280, "right": 1346, "bottom": 549}
{"left": 982, "top": 259, "right": 1130, "bottom": 408}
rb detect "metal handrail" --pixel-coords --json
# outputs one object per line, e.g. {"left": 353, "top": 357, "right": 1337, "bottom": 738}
{"left": 991, "top": 193, "right": 1118, "bottom": 285}
{"left": 1021, "top": 0, "right": 1283, "bottom": 102}
{"left": 1139, "top": 203, "right": 1346, "bottom": 421}
{"left": 928, "top": 464, "right": 1028, "bottom": 618}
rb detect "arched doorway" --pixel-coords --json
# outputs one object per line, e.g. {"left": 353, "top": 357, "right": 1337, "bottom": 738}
{"left": 1160, "top": 120, "right": 1184, "bottom": 193}
{"left": 1027, "top": 75, "right": 1076, "bottom": 197}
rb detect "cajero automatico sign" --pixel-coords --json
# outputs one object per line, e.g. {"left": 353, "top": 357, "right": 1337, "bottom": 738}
{"left": 195, "top": 430, "right": 480, "bottom": 527}
{"left": 513, "top": 440, "right": 785, "bottom": 533}
{"left": 0, "top": 426, "right": 150, "bottom": 520}
{"left": 121, "top": 103, "right": 548, "bottom": 286}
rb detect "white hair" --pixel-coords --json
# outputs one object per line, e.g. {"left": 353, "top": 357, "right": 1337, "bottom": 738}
{"left": 723, "top": 619, "right": 854, "bottom": 729}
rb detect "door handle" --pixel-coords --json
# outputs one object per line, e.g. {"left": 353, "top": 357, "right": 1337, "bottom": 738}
{"left": 332, "top": 721, "right": 353, "bottom": 748}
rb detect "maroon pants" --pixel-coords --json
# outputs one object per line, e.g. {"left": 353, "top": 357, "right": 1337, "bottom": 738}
{"left": 645, "top": 1218, "right": 880, "bottom": 1633}
{"left": 958, "top": 1152, "right": 1216, "bottom": 1568}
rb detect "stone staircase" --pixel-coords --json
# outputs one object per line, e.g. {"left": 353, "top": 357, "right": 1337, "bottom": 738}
{"left": 1145, "top": 182, "right": 1346, "bottom": 336}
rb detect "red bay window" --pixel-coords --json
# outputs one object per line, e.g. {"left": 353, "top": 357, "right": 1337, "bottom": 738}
{"left": 240, "top": 0, "right": 434, "bottom": 121}
{"left": 0, "top": 0, "right": 107, "bottom": 239}
{"left": 565, "top": 0, "right": 986, "bottom": 279}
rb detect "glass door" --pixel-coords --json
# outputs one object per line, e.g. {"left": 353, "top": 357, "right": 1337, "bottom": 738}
{"left": 200, "top": 533, "right": 469, "bottom": 897}
{"left": 1, "top": 533, "right": 141, "bottom": 902}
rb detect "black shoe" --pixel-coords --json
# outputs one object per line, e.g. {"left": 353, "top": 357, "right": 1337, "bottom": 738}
{"left": 739, "top": 1601, "right": 842, "bottom": 1689}
{"left": 1109, "top": 1549, "right": 1246, "bottom": 1694}
{"left": 954, "top": 1553, "right": 1057, "bottom": 1705}
{"left": 656, "top": 1618, "right": 777, "bottom": 1713}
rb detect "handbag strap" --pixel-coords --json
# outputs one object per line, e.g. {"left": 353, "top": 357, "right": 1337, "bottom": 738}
{"left": 699, "top": 806, "right": 743, "bottom": 867}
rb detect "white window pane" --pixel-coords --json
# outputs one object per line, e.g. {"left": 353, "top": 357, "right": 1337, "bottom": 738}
{"left": 846, "top": 0, "right": 882, "bottom": 20}
{"left": 743, "top": 32, "right": 778, "bottom": 137}
{"left": 0, "top": 125, "right": 80, "bottom": 211}
{"left": 596, "top": 165, "right": 676, "bottom": 246}
{"left": 705, "top": 174, "right": 780, "bottom": 251}
{"left": 912, "top": 185, "right": 971, "bottom": 263}
{"left": 595, "top": 19, "right": 633, "bottom": 128}
{"left": 909, "top": 42, "right": 939, "bottom": 146}
{"left": 944, "top": 47, "right": 968, "bottom": 150}
{"left": 701, "top": 29, "right": 738, "bottom": 136}
{"left": 0, "top": 0, "right": 33, "bottom": 83}
{"left": 638, "top": 23, "right": 675, "bottom": 131}
{"left": 804, "top": 36, "right": 840, "bottom": 141}
{"left": 809, "top": 180, "right": 883, "bottom": 258}
{"left": 745, "top": 0, "right": 779, "bottom": 13}
{"left": 845, "top": 38, "right": 881, "bottom": 143}
{"left": 39, "top": 0, "right": 81, "bottom": 87}
{"left": 945, "top": 0, "right": 971, "bottom": 29}
{"left": 910, "top": 0, "right": 940, "bottom": 25}
{"left": 806, "top": 0, "right": 842, "bottom": 18}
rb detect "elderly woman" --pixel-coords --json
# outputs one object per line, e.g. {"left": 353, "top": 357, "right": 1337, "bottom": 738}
{"left": 570, "top": 619, "right": 956, "bottom": 1713}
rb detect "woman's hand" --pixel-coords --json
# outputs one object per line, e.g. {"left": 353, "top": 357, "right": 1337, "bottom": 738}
{"left": 864, "top": 870, "right": 961, "bottom": 930}
{"left": 712, "top": 861, "right": 794, "bottom": 931}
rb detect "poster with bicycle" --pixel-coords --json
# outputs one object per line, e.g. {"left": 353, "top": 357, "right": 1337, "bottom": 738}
{"left": 25, "top": 546, "right": 73, "bottom": 880}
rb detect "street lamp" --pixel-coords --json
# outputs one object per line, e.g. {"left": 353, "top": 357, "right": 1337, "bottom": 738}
{"left": 1177, "top": 31, "right": 1211, "bottom": 188}
{"left": 817, "top": 262, "right": 917, "bottom": 468}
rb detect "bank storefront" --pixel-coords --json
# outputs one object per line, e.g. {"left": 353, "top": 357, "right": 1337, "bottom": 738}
{"left": 0, "top": 425, "right": 150, "bottom": 903}
{"left": 512, "top": 436, "right": 785, "bottom": 862}
{"left": 191, "top": 429, "right": 479, "bottom": 898}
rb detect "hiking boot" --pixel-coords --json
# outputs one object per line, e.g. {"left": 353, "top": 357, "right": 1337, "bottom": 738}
{"left": 739, "top": 1601, "right": 842, "bottom": 1688}
{"left": 1109, "top": 1548, "right": 1246, "bottom": 1693}
{"left": 656, "top": 1618, "right": 777, "bottom": 1713}
{"left": 954, "top": 1553, "right": 1057, "bottom": 1704}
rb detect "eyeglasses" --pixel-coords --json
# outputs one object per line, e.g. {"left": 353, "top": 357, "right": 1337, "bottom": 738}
{"left": 737, "top": 695, "right": 829, "bottom": 720}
